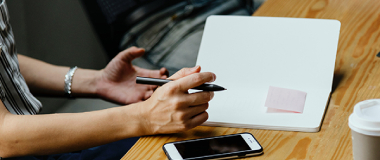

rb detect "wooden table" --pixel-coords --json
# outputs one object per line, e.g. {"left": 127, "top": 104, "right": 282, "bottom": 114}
{"left": 122, "top": 0, "right": 380, "bottom": 159}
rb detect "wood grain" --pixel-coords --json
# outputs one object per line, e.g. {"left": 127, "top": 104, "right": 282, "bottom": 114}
{"left": 122, "top": 0, "right": 380, "bottom": 159}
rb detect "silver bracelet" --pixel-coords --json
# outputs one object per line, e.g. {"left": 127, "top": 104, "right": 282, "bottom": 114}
{"left": 64, "top": 66, "right": 78, "bottom": 98}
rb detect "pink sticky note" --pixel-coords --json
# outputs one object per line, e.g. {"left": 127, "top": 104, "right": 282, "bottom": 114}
{"left": 266, "top": 108, "right": 299, "bottom": 113}
{"left": 265, "top": 86, "right": 307, "bottom": 113}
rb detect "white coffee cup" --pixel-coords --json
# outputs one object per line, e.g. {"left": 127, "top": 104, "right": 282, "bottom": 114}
{"left": 348, "top": 99, "right": 380, "bottom": 160}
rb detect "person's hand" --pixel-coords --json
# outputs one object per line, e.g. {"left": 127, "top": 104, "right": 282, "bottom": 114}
{"left": 95, "top": 47, "right": 168, "bottom": 104}
{"left": 137, "top": 66, "right": 216, "bottom": 135}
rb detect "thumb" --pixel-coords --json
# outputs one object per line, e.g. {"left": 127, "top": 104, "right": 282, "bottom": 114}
{"left": 117, "top": 46, "right": 145, "bottom": 63}
{"left": 169, "top": 65, "right": 201, "bottom": 80}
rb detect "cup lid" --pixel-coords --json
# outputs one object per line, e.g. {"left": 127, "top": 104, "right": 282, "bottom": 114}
{"left": 348, "top": 99, "right": 380, "bottom": 136}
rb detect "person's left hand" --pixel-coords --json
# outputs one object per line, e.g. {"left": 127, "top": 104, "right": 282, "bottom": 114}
{"left": 95, "top": 47, "right": 168, "bottom": 104}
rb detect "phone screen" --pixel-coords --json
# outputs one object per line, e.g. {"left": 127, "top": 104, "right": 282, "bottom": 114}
{"left": 174, "top": 135, "right": 251, "bottom": 159}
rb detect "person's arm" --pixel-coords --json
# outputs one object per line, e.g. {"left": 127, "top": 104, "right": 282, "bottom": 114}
{"left": 0, "top": 100, "right": 143, "bottom": 157}
{"left": 0, "top": 68, "right": 215, "bottom": 158}
{"left": 18, "top": 54, "right": 98, "bottom": 97}
{"left": 19, "top": 47, "right": 168, "bottom": 104}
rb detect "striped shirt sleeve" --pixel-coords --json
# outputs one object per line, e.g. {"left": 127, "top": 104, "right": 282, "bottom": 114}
{"left": 0, "top": 0, "right": 42, "bottom": 115}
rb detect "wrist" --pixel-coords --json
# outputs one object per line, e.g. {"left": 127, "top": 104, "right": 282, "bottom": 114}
{"left": 69, "top": 68, "right": 100, "bottom": 98}
{"left": 120, "top": 102, "right": 151, "bottom": 137}
{"left": 134, "top": 99, "right": 164, "bottom": 136}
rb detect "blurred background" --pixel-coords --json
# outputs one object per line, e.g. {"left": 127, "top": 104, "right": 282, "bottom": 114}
{"left": 6, "top": 0, "right": 265, "bottom": 114}
{"left": 7, "top": 0, "right": 116, "bottom": 114}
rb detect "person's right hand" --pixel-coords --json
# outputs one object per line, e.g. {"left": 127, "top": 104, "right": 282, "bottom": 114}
{"left": 137, "top": 66, "right": 216, "bottom": 135}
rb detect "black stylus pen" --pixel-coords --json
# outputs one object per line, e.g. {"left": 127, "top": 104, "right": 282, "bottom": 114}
{"left": 136, "top": 76, "right": 226, "bottom": 91}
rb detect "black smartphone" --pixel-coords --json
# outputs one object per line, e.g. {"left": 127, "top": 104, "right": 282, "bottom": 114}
{"left": 162, "top": 132, "right": 263, "bottom": 160}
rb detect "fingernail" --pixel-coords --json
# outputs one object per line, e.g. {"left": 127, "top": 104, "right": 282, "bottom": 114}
{"left": 137, "top": 47, "right": 145, "bottom": 51}
{"left": 211, "top": 73, "right": 216, "bottom": 82}
{"left": 191, "top": 65, "right": 200, "bottom": 71}
{"left": 210, "top": 92, "right": 214, "bottom": 100}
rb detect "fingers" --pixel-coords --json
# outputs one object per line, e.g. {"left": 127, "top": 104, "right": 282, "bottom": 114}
{"left": 173, "top": 72, "right": 216, "bottom": 92}
{"left": 181, "top": 104, "right": 209, "bottom": 129}
{"left": 117, "top": 46, "right": 145, "bottom": 63}
{"left": 169, "top": 65, "right": 201, "bottom": 80}
{"left": 160, "top": 67, "right": 169, "bottom": 78}
{"left": 135, "top": 66, "right": 169, "bottom": 79}
{"left": 144, "top": 89, "right": 154, "bottom": 100}
{"left": 173, "top": 104, "right": 209, "bottom": 131}
{"left": 172, "top": 92, "right": 213, "bottom": 129}
{"left": 181, "top": 91, "right": 214, "bottom": 106}
{"left": 185, "top": 103, "right": 209, "bottom": 119}
{"left": 188, "top": 111, "right": 209, "bottom": 128}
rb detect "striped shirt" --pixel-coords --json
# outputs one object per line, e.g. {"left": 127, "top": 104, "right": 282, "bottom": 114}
{"left": 0, "top": 0, "right": 42, "bottom": 115}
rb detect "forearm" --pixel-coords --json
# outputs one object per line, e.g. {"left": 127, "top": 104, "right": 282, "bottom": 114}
{"left": 0, "top": 102, "right": 146, "bottom": 158}
{"left": 18, "top": 54, "right": 98, "bottom": 97}
{"left": 0, "top": 67, "right": 216, "bottom": 157}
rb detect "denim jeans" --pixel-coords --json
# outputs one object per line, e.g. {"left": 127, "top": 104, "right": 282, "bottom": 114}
{"left": 4, "top": 137, "right": 139, "bottom": 160}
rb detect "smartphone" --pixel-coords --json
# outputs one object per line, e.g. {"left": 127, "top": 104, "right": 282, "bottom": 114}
{"left": 162, "top": 132, "right": 263, "bottom": 160}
